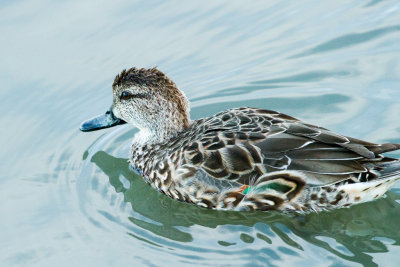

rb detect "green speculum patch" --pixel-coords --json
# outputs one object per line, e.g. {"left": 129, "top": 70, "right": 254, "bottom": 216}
{"left": 243, "top": 182, "right": 293, "bottom": 195}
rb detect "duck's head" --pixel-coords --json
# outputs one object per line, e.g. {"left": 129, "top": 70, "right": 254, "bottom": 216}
{"left": 80, "top": 67, "right": 190, "bottom": 142}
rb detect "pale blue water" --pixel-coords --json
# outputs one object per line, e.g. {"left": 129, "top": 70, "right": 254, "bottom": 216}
{"left": 1, "top": 1, "right": 400, "bottom": 266}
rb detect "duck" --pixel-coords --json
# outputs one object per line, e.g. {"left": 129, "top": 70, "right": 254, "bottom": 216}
{"left": 80, "top": 67, "right": 400, "bottom": 213}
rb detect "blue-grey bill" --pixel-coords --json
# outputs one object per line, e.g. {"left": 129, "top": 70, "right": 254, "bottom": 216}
{"left": 79, "top": 109, "right": 126, "bottom": 132}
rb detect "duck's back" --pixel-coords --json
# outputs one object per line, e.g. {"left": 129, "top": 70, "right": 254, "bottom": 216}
{"left": 133, "top": 107, "right": 400, "bottom": 212}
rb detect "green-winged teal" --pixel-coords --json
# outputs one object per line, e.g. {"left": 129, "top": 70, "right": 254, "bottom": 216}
{"left": 80, "top": 67, "right": 400, "bottom": 212}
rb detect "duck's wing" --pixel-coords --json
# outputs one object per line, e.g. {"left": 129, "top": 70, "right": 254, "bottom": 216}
{"left": 181, "top": 107, "right": 400, "bottom": 190}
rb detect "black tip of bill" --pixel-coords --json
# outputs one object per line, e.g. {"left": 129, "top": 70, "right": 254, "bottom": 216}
{"left": 80, "top": 109, "right": 126, "bottom": 132}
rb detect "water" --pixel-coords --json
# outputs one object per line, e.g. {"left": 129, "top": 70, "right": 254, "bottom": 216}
{"left": 1, "top": 1, "right": 400, "bottom": 266}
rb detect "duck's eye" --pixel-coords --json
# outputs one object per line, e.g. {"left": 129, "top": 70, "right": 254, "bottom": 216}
{"left": 120, "top": 91, "right": 132, "bottom": 100}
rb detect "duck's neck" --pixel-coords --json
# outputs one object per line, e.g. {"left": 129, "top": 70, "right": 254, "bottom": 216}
{"left": 133, "top": 118, "right": 190, "bottom": 146}
{"left": 132, "top": 97, "right": 191, "bottom": 146}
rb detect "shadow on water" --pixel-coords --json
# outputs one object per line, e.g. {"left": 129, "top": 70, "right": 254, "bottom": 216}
{"left": 90, "top": 150, "right": 400, "bottom": 266}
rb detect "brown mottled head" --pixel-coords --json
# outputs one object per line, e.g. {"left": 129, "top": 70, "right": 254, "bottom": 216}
{"left": 113, "top": 67, "right": 175, "bottom": 89}
{"left": 111, "top": 67, "right": 190, "bottom": 142}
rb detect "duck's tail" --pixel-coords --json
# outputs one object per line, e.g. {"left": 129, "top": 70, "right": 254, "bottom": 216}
{"left": 338, "top": 160, "right": 400, "bottom": 205}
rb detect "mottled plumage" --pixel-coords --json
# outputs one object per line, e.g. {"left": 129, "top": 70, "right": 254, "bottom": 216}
{"left": 80, "top": 67, "right": 400, "bottom": 213}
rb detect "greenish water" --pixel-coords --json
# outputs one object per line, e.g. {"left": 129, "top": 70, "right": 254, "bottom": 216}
{"left": 1, "top": 1, "right": 400, "bottom": 266}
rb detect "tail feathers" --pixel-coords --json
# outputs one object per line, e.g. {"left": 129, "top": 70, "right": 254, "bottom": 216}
{"left": 316, "top": 160, "right": 400, "bottom": 208}
{"left": 368, "top": 143, "right": 400, "bottom": 155}
{"left": 339, "top": 160, "right": 400, "bottom": 205}
{"left": 377, "top": 160, "right": 400, "bottom": 180}
{"left": 339, "top": 175, "right": 400, "bottom": 205}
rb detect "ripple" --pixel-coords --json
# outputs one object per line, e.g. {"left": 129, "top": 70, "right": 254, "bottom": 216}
{"left": 2, "top": 0, "right": 400, "bottom": 265}
{"left": 50, "top": 101, "right": 400, "bottom": 266}
{"left": 291, "top": 25, "right": 400, "bottom": 58}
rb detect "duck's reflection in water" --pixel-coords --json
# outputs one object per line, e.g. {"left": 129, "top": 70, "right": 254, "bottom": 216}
{"left": 91, "top": 150, "right": 400, "bottom": 265}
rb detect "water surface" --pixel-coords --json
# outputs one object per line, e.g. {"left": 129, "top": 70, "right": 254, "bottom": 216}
{"left": 1, "top": 1, "right": 400, "bottom": 266}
